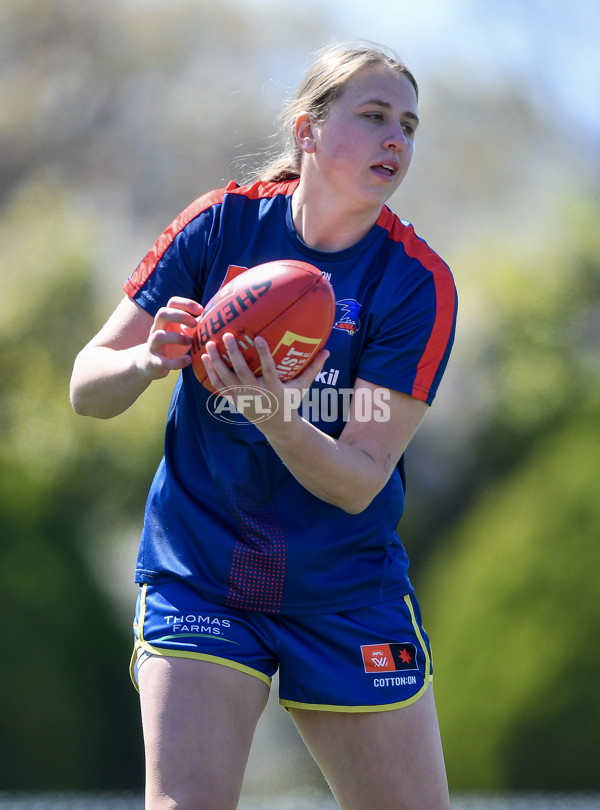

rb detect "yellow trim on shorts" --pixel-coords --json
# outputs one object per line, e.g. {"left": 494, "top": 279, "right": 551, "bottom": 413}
{"left": 279, "top": 594, "right": 433, "bottom": 714}
{"left": 129, "top": 584, "right": 272, "bottom": 692}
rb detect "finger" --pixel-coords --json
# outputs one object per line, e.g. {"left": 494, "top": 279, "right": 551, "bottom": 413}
{"left": 199, "top": 349, "right": 217, "bottom": 387}
{"left": 138, "top": 343, "right": 192, "bottom": 380}
{"left": 221, "top": 333, "right": 258, "bottom": 383}
{"left": 165, "top": 296, "right": 204, "bottom": 318}
{"left": 152, "top": 326, "right": 194, "bottom": 359}
{"left": 288, "top": 349, "right": 330, "bottom": 389}
{"left": 252, "top": 336, "right": 277, "bottom": 379}
{"left": 201, "top": 340, "right": 237, "bottom": 389}
{"left": 155, "top": 303, "right": 202, "bottom": 331}
{"left": 158, "top": 353, "right": 193, "bottom": 371}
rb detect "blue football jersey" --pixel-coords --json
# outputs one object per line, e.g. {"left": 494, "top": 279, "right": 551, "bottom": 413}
{"left": 123, "top": 179, "right": 457, "bottom": 614}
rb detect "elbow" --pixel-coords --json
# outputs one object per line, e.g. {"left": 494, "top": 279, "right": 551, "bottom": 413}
{"left": 70, "top": 401, "right": 90, "bottom": 418}
{"left": 69, "top": 391, "right": 112, "bottom": 419}
{"left": 69, "top": 384, "right": 85, "bottom": 416}
{"left": 69, "top": 358, "right": 111, "bottom": 419}
{"left": 311, "top": 488, "right": 372, "bottom": 514}
{"left": 69, "top": 380, "right": 105, "bottom": 419}
{"left": 69, "top": 356, "right": 92, "bottom": 416}
{"left": 69, "top": 373, "right": 91, "bottom": 417}
{"left": 337, "top": 488, "right": 379, "bottom": 515}
{"left": 341, "top": 499, "right": 372, "bottom": 515}
{"left": 335, "top": 469, "right": 391, "bottom": 514}
{"left": 342, "top": 503, "right": 368, "bottom": 515}
{"left": 69, "top": 388, "right": 92, "bottom": 418}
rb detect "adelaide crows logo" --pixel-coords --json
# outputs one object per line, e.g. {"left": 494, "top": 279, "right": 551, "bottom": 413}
{"left": 333, "top": 299, "right": 361, "bottom": 336}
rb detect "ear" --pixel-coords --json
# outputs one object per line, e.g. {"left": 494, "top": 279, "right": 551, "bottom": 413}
{"left": 295, "top": 112, "right": 317, "bottom": 154}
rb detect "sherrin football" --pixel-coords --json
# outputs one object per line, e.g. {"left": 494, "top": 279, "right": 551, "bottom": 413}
{"left": 191, "top": 260, "right": 335, "bottom": 392}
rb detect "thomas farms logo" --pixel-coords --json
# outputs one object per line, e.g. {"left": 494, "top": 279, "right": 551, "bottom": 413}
{"left": 206, "top": 386, "right": 390, "bottom": 425}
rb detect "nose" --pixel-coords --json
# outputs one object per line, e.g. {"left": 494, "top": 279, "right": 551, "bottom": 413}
{"left": 383, "top": 123, "right": 408, "bottom": 151}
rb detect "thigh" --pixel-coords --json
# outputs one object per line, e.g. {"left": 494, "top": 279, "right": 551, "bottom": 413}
{"left": 139, "top": 655, "right": 269, "bottom": 810}
{"left": 290, "top": 685, "right": 450, "bottom": 810}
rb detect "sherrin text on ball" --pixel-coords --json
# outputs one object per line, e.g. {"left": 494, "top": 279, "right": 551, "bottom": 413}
{"left": 191, "top": 259, "right": 335, "bottom": 391}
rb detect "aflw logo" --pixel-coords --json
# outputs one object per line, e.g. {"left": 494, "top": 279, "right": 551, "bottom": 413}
{"left": 361, "top": 643, "right": 418, "bottom": 673}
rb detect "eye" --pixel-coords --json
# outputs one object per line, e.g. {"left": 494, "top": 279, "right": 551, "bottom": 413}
{"left": 363, "top": 111, "right": 385, "bottom": 121}
{"left": 401, "top": 122, "right": 416, "bottom": 137}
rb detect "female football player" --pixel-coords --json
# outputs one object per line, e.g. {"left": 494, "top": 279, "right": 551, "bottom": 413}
{"left": 71, "top": 42, "right": 457, "bottom": 810}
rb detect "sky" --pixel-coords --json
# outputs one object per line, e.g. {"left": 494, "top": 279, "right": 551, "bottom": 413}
{"left": 233, "top": 0, "right": 600, "bottom": 139}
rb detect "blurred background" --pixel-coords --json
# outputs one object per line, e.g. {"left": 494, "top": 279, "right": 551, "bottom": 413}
{"left": 1, "top": 0, "right": 599, "bottom": 802}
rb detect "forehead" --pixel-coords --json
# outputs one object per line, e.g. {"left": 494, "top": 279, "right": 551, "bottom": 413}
{"left": 338, "top": 65, "right": 418, "bottom": 111}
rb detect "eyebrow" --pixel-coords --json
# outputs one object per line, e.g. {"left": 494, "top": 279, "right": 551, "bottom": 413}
{"left": 359, "top": 99, "right": 420, "bottom": 126}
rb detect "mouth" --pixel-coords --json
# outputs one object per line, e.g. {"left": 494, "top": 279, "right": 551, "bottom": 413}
{"left": 371, "top": 162, "right": 399, "bottom": 180}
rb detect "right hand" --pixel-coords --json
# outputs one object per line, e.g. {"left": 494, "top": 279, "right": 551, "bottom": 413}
{"left": 140, "top": 296, "right": 204, "bottom": 379}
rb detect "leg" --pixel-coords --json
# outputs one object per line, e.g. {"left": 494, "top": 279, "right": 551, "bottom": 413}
{"left": 289, "top": 685, "right": 450, "bottom": 810}
{"left": 139, "top": 655, "right": 269, "bottom": 810}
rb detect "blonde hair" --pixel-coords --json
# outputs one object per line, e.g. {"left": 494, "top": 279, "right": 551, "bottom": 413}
{"left": 257, "top": 42, "right": 418, "bottom": 183}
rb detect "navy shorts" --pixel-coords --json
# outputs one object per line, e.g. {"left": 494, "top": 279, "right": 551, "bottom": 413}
{"left": 131, "top": 581, "right": 433, "bottom": 712}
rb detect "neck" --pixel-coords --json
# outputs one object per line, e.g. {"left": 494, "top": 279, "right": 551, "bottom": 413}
{"left": 291, "top": 183, "right": 381, "bottom": 252}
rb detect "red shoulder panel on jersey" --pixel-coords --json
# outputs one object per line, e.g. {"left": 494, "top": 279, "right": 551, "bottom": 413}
{"left": 226, "top": 178, "right": 299, "bottom": 200}
{"left": 123, "top": 179, "right": 300, "bottom": 297}
{"left": 123, "top": 186, "right": 229, "bottom": 297}
{"left": 377, "top": 207, "right": 457, "bottom": 402}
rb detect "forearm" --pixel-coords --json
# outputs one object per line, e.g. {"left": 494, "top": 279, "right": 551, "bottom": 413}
{"left": 70, "top": 296, "right": 202, "bottom": 419}
{"left": 262, "top": 413, "right": 385, "bottom": 513}
{"left": 70, "top": 344, "right": 153, "bottom": 419}
{"left": 201, "top": 334, "right": 426, "bottom": 511}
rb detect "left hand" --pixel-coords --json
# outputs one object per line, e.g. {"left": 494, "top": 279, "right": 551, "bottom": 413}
{"left": 201, "top": 332, "right": 329, "bottom": 431}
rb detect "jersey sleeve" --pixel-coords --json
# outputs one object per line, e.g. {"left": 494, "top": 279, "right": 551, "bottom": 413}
{"left": 357, "top": 233, "right": 457, "bottom": 406}
{"left": 122, "top": 187, "right": 227, "bottom": 316}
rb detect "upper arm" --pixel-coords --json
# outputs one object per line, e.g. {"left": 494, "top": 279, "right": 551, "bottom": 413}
{"left": 85, "top": 295, "right": 155, "bottom": 351}
{"left": 338, "top": 378, "right": 428, "bottom": 492}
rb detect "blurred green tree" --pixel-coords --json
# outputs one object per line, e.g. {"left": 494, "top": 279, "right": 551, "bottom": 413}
{"left": 2, "top": 0, "right": 598, "bottom": 794}
{"left": 0, "top": 178, "right": 174, "bottom": 789}
{"left": 423, "top": 405, "right": 600, "bottom": 790}
{"left": 0, "top": 0, "right": 317, "bottom": 789}
{"left": 419, "top": 194, "right": 600, "bottom": 790}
